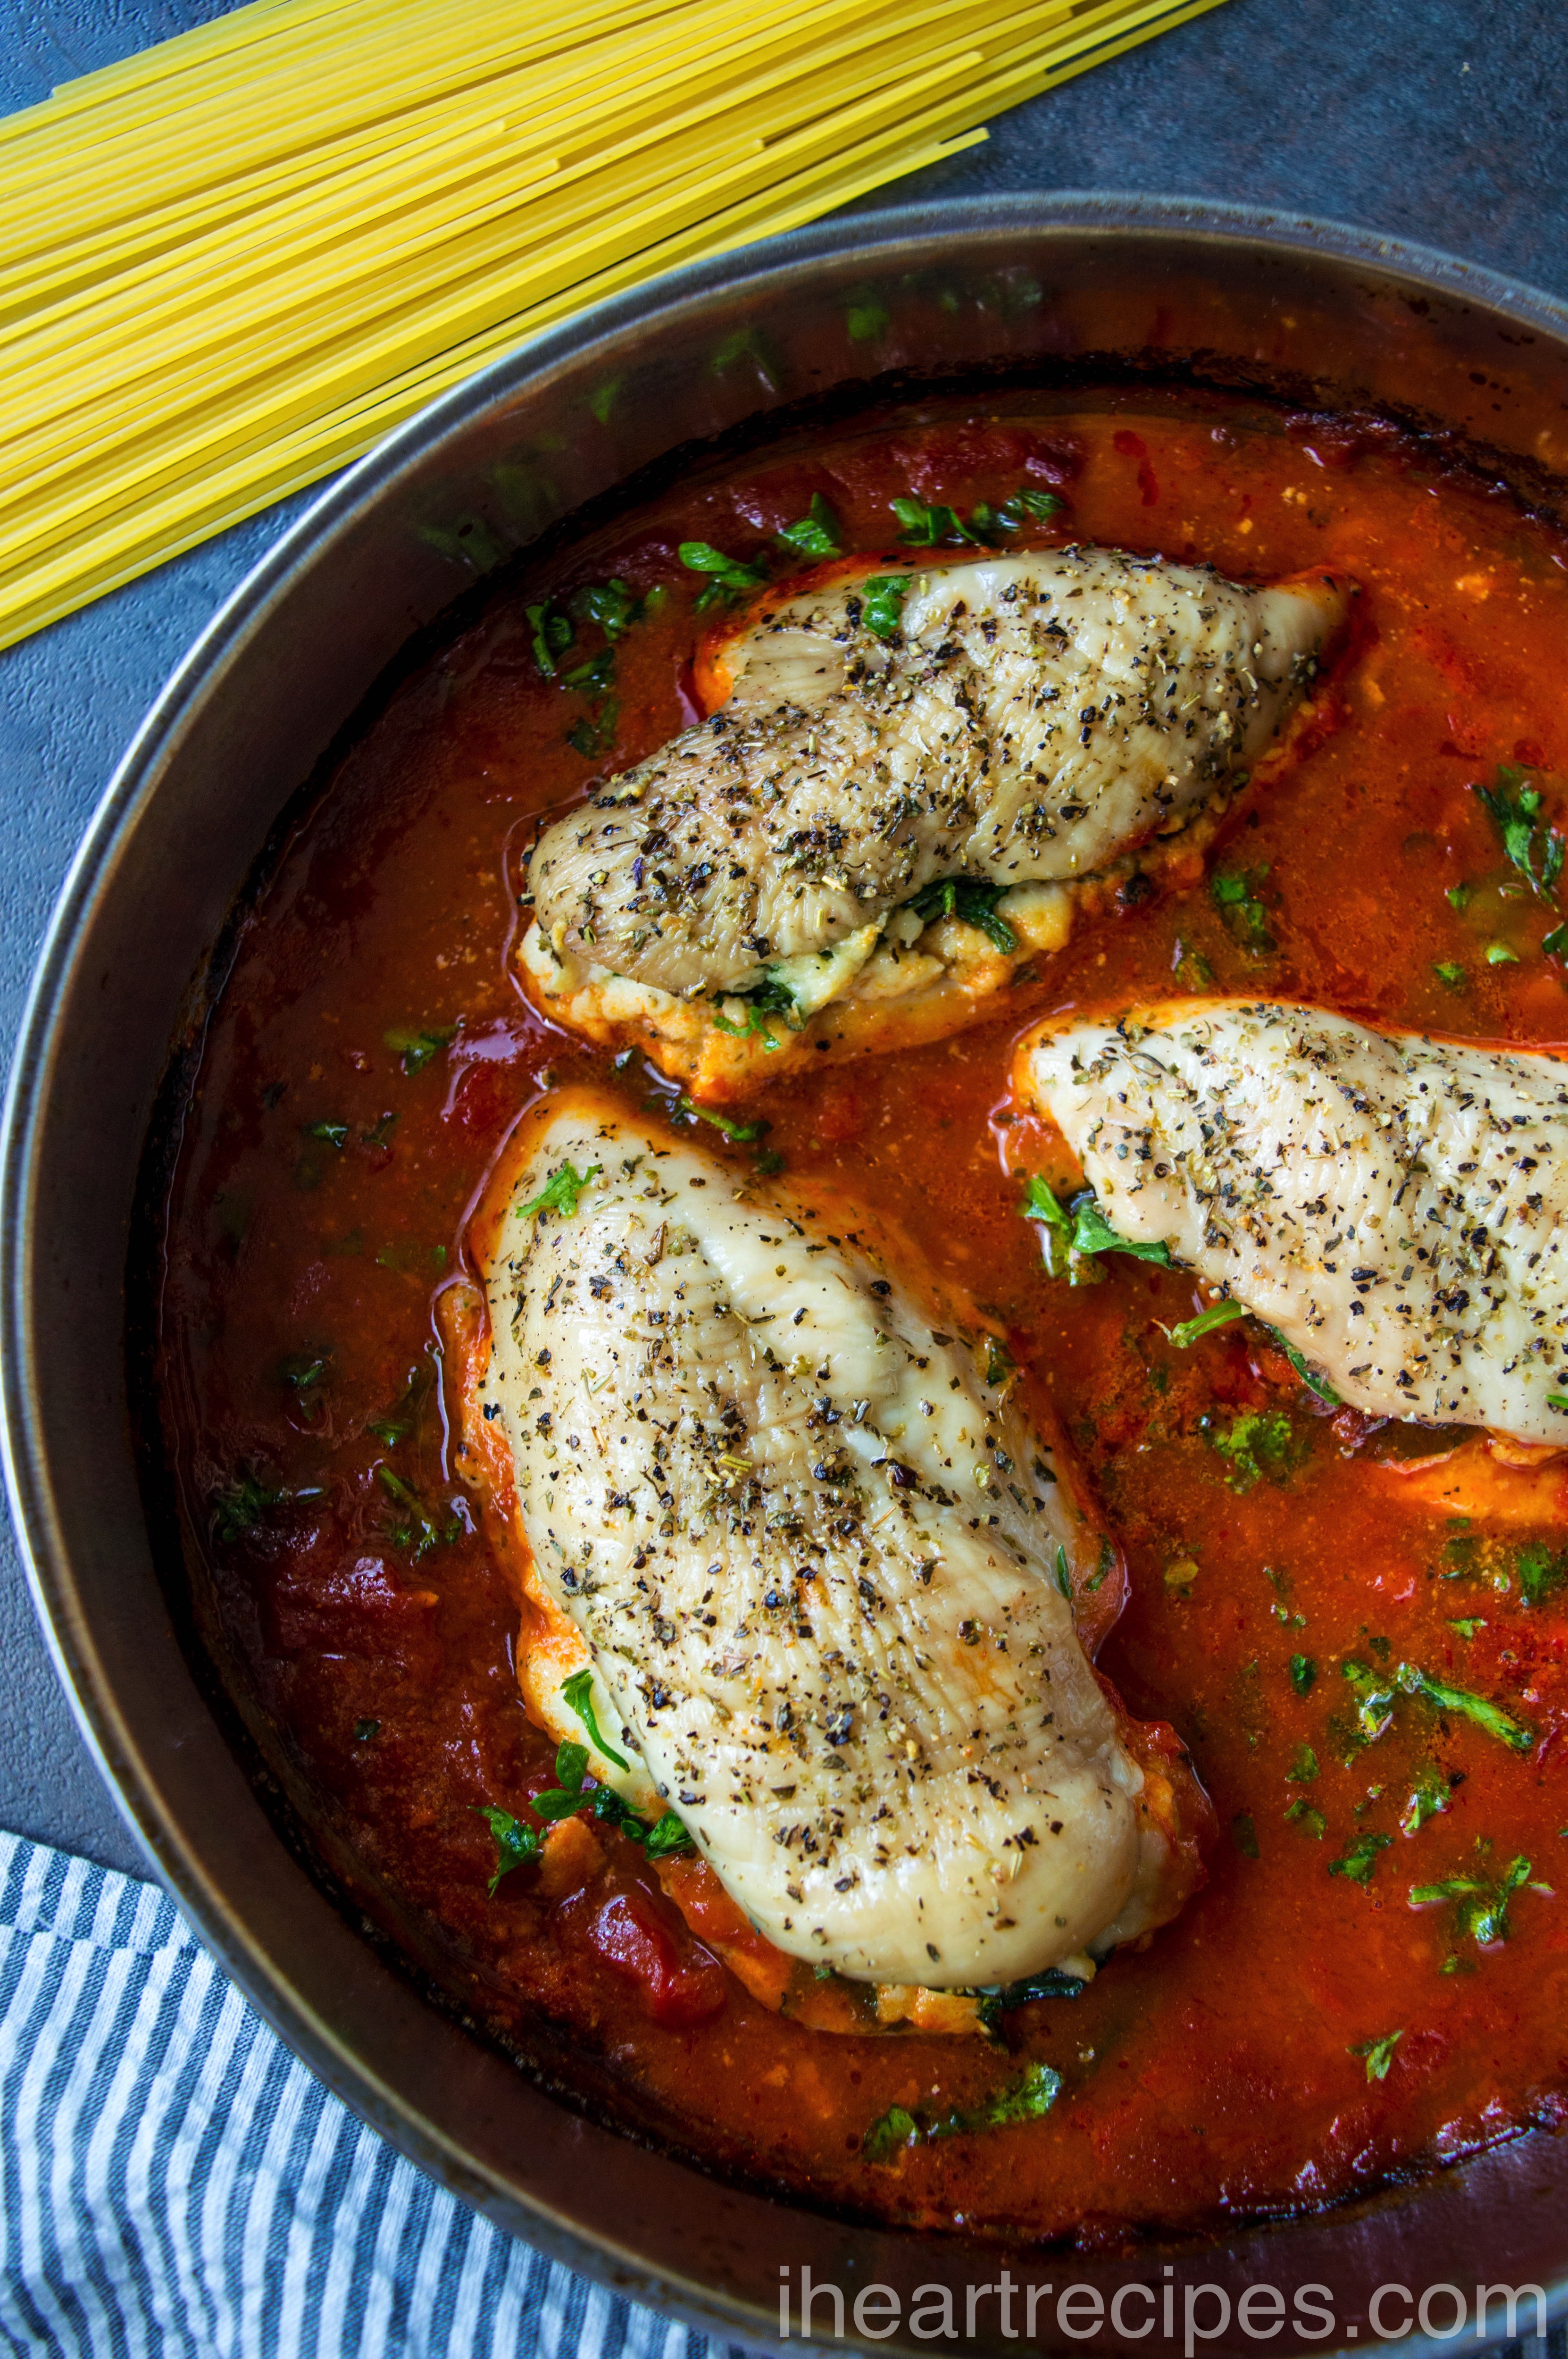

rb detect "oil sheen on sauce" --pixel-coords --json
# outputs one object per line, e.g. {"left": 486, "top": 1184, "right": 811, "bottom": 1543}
{"left": 153, "top": 393, "right": 1568, "bottom": 2243}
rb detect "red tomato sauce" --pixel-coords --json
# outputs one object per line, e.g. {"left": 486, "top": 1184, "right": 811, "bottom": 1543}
{"left": 150, "top": 391, "right": 1568, "bottom": 2245}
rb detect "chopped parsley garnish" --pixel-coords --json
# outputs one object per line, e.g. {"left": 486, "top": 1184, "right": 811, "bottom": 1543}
{"left": 1166, "top": 1297, "right": 1246, "bottom": 1349}
{"left": 678, "top": 540, "right": 768, "bottom": 612}
{"left": 532, "top": 1739, "right": 592, "bottom": 1820}
{"left": 562, "top": 646, "right": 618, "bottom": 756}
{"left": 212, "top": 1472, "right": 287, "bottom": 1541}
{"left": 844, "top": 294, "right": 890, "bottom": 343}
{"left": 1268, "top": 1328, "right": 1341, "bottom": 1404}
{"left": 1518, "top": 1541, "right": 1568, "bottom": 1608}
{"left": 901, "top": 874, "right": 1018, "bottom": 953}
{"left": 858, "top": 575, "right": 909, "bottom": 641}
{"left": 711, "top": 325, "right": 777, "bottom": 383}
{"left": 1349, "top": 2029, "right": 1403, "bottom": 2082}
{"left": 384, "top": 1024, "right": 455, "bottom": 1074}
{"left": 1548, "top": 1395, "right": 1568, "bottom": 1415}
{"left": 892, "top": 496, "right": 982, "bottom": 547}
{"left": 526, "top": 600, "right": 573, "bottom": 677}
{"left": 1469, "top": 763, "right": 1568, "bottom": 957}
{"left": 562, "top": 648, "right": 615, "bottom": 699}
{"left": 777, "top": 494, "right": 842, "bottom": 559}
{"left": 1206, "top": 1407, "right": 1305, "bottom": 1493}
{"left": 517, "top": 1160, "right": 601, "bottom": 1220}
{"left": 970, "top": 488, "right": 1065, "bottom": 538}
{"left": 1328, "top": 1832, "right": 1392, "bottom": 1887}
{"left": 711, "top": 973, "right": 796, "bottom": 1044}
{"left": 367, "top": 1360, "right": 433, "bottom": 1448}
{"left": 280, "top": 1350, "right": 331, "bottom": 1393}
{"left": 476, "top": 1805, "right": 541, "bottom": 1894}
{"left": 560, "top": 1666, "right": 631, "bottom": 1771}
{"left": 1432, "top": 960, "right": 1466, "bottom": 990}
{"left": 1286, "top": 1743, "right": 1319, "bottom": 1783}
{"left": 1473, "top": 765, "right": 1565, "bottom": 897}
{"left": 1342, "top": 1658, "right": 1399, "bottom": 1742}
{"left": 1014, "top": 1175, "right": 1066, "bottom": 1236}
{"left": 1289, "top": 1654, "right": 1317, "bottom": 1698}
{"left": 567, "top": 706, "right": 618, "bottom": 755}
{"left": 1054, "top": 1544, "right": 1071, "bottom": 1599}
{"left": 353, "top": 1717, "right": 381, "bottom": 1742}
{"left": 1020, "top": 1175, "right": 1174, "bottom": 1281}
{"left": 1412, "top": 1853, "right": 1533, "bottom": 1947}
{"left": 676, "top": 1095, "right": 766, "bottom": 1143}
{"left": 1172, "top": 936, "right": 1215, "bottom": 989}
{"left": 1211, "top": 867, "right": 1276, "bottom": 954}
{"left": 1068, "top": 1194, "right": 1175, "bottom": 1267}
{"left": 1231, "top": 1811, "right": 1260, "bottom": 1859}
{"left": 1443, "top": 1527, "right": 1567, "bottom": 1603}
{"left": 1399, "top": 1665, "right": 1534, "bottom": 1754}
{"left": 862, "top": 2059, "right": 1061, "bottom": 2161}
{"left": 1020, "top": 1174, "right": 1070, "bottom": 1258}
{"left": 300, "top": 1120, "right": 349, "bottom": 1149}
{"left": 1447, "top": 1616, "right": 1485, "bottom": 1639}
{"left": 375, "top": 1466, "right": 460, "bottom": 1558}
{"left": 1341, "top": 1658, "right": 1534, "bottom": 1755}
{"left": 1285, "top": 1799, "right": 1326, "bottom": 1839}
{"left": 973, "top": 1968, "right": 1087, "bottom": 2030}
{"left": 890, "top": 486, "right": 1063, "bottom": 549}
{"left": 525, "top": 1737, "right": 693, "bottom": 1856}
{"left": 1400, "top": 1763, "right": 1452, "bottom": 1837}
{"left": 641, "top": 1810, "right": 697, "bottom": 1858}
{"left": 570, "top": 578, "right": 642, "bottom": 638}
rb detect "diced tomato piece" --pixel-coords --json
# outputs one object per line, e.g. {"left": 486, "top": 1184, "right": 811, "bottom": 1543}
{"left": 584, "top": 1891, "right": 728, "bottom": 2027}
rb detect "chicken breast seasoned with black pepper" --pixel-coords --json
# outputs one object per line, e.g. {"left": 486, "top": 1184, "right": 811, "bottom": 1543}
{"left": 519, "top": 549, "right": 1347, "bottom": 1099}
{"left": 457, "top": 1088, "right": 1203, "bottom": 1989}
{"left": 1018, "top": 1000, "right": 1568, "bottom": 1446}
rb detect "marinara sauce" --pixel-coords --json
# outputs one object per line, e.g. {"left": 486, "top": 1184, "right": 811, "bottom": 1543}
{"left": 152, "top": 391, "right": 1568, "bottom": 2244}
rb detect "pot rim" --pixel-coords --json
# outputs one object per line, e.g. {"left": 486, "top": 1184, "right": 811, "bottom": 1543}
{"left": 6, "top": 191, "right": 1568, "bottom": 2355}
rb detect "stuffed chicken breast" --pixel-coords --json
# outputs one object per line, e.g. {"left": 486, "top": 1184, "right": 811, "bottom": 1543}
{"left": 1018, "top": 999, "right": 1568, "bottom": 1446}
{"left": 450, "top": 1087, "right": 1205, "bottom": 1998}
{"left": 518, "top": 549, "right": 1348, "bottom": 1100}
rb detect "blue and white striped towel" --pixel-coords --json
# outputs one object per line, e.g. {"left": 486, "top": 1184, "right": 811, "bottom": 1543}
{"left": 3, "top": 1828, "right": 1560, "bottom": 2359}
{"left": 0, "top": 1830, "right": 748, "bottom": 2359}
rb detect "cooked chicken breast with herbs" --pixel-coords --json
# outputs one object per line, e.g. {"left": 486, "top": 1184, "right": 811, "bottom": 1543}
{"left": 519, "top": 548, "right": 1347, "bottom": 1099}
{"left": 1018, "top": 1000, "right": 1568, "bottom": 1446}
{"left": 454, "top": 1088, "right": 1202, "bottom": 1990}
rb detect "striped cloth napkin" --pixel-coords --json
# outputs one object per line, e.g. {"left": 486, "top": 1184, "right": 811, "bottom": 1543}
{"left": 0, "top": 1830, "right": 744, "bottom": 2359}
{"left": 4, "top": 1827, "right": 1557, "bottom": 2359}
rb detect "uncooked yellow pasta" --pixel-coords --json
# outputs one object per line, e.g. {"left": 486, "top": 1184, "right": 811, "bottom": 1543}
{"left": 0, "top": 0, "right": 1226, "bottom": 647}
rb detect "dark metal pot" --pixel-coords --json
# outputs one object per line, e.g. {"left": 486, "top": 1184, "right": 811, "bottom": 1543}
{"left": 5, "top": 195, "right": 1568, "bottom": 2359}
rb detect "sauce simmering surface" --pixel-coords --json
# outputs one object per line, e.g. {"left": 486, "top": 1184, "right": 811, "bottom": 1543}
{"left": 153, "top": 393, "right": 1568, "bottom": 2242}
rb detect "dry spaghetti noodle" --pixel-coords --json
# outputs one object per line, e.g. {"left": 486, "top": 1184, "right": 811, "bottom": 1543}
{"left": 0, "top": 0, "right": 1226, "bottom": 648}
